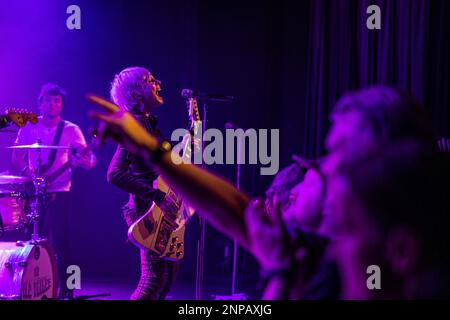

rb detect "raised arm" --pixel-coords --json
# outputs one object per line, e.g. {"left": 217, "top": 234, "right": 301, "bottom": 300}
{"left": 154, "top": 152, "right": 251, "bottom": 249}
{"left": 88, "top": 95, "right": 252, "bottom": 250}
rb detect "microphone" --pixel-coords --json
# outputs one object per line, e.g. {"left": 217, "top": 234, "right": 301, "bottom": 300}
{"left": 181, "top": 89, "right": 235, "bottom": 102}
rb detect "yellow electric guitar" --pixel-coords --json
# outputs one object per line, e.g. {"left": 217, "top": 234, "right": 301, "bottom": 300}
{"left": 127, "top": 97, "right": 201, "bottom": 260}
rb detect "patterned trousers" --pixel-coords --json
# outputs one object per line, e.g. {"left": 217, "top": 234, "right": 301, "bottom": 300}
{"left": 122, "top": 204, "right": 180, "bottom": 300}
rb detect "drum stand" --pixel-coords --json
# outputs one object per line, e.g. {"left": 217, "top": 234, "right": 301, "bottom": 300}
{"left": 28, "top": 146, "right": 110, "bottom": 300}
{"left": 28, "top": 146, "right": 47, "bottom": 243}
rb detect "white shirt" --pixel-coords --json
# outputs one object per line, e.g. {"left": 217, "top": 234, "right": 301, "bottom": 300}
{"left": 15, "top": 117, "right": 96, "bottom": 192}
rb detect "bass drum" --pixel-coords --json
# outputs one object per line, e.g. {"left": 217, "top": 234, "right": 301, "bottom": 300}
{"left": 0, "top": 240, "right": 58, "bottom": 300}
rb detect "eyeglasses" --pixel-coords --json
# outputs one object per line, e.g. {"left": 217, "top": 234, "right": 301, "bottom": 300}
{"left": 146, "top": 75, "right": 161, "bottom": 86}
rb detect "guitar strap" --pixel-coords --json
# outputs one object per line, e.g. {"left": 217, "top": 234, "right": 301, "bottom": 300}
{"left": 40, "top": 119, "right": 65, "bottom": 173}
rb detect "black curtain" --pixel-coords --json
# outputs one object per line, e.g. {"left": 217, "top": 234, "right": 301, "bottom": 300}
{"left": 301, "top": 0, "right": 449, "bottom": 158}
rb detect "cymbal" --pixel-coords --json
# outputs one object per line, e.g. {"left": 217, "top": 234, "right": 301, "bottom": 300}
{"left": 8, "top": 142, "right": 73, "bottom": 150}
{"left": 0, "top": 174, "right": 31, "bottom": 184}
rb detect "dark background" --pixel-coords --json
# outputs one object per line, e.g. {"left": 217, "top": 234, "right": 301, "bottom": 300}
{"left": 0, "top": 0, "right": 449, "bottom": 298}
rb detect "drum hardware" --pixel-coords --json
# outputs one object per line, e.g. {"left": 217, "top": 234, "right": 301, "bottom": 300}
{"left": 29, "top": 143, "right": 46, "bottom": 242}
{"left": 0, "top": 175, "right": 31, "bottom": 185}
{"left": 0, "top": 192, "right": 27, "bottom": 233}
{"left": 0, "top": 141, "right": 112, "bottom": 300}
{"left": 0, "top": 141, "right": 63, "bottom": 299}
{"left": 6, "top": 140, "right": 71, "bottom": 241}
{"left": 8, "top": 142, "right": 73, "bottom": 150}
{"left": 0, "top": 141, "right": 66, "bottom": 237}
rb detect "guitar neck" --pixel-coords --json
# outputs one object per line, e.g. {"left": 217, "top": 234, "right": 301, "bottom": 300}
{"left": 2, "top": 109, "right": 38, "bottom": 129}
{"left": 46, "top": 162, "right": 71, "bottom": 184}
{"left": 46, "top": 141, "right": 95, "bottom": 183}
{"left": 181, "top": 97, "right": 201, "bottom": 163}
{"left": 181, "top": 121, "right": 202, "bottom": 163}
{"left": 182, "top": 134, "right": 192, "bottom": 162}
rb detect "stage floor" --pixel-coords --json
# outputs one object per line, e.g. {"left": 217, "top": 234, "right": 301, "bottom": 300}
{"left": 74, "top": 279, "right": 255, "bottom": 300}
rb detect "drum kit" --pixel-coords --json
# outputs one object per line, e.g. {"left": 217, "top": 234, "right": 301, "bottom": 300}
{"left": 0, "top": 141, "right": 71, "bottom": 300}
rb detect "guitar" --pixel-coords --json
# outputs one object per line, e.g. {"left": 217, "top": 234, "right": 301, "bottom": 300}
{"left": 127, "top": 97, "right": 201, "bottom": 260}
{"left": 45, "top": 129, "right": 98, "bottom": 184}
{"left": 0, "top": 108, "right": 38, "bottom": 129}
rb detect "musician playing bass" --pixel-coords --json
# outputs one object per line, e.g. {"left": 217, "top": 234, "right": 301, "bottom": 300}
{"left": 107, "top": 67, "right": 179, "bottom": 300}
{"left": 12, "top": 83, "right": 96, "bottom": 299}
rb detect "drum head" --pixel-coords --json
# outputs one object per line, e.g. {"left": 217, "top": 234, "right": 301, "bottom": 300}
{"left": 0, "top": 241, "right": 58, "bottom": 300}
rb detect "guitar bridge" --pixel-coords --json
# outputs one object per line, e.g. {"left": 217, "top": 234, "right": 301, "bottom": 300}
{"left": 154, "top": 217, "right": 177, "bottom": 254}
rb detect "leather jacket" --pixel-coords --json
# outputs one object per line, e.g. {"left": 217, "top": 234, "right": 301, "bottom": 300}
{"left": 107, "top": 113, "right": 165, "bottom": 215}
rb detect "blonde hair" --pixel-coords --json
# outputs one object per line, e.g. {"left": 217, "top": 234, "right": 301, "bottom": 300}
{"left": 110, "top": 66, "right": 151, "bottom": 113}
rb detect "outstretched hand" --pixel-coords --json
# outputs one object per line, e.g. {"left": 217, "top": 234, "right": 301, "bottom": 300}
{"left": 86, "top": 94, "right": 158, "bottom": 156}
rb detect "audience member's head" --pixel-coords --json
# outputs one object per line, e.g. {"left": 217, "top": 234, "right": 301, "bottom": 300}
{"left": 287, "top": 158, "right": 327, "bottom": 233}
{"left": 324, "top": 86, "right": 435, "bottom": 175}
{"left": 265, "top": 163, "right": 306, "bottom": 215}
{"left": 266, "top": 159, "right": 327, "bottom": 233}
{"left": 327, "top": 141, "right": 450, "bottom": 299}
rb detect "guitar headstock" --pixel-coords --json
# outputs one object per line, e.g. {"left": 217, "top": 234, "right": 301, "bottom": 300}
{"left": 4, "top": 108, "right": 38, "bottom": 128}
{"left": 186, "top": 97, "right": 201, "bottom": 130}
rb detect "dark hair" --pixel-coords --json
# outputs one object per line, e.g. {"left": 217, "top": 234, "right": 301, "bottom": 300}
{"left": 332, "top": 86, "right": 435, "bottom": 145}
{"left": 38, "top": 83, "right": 66, "bottom": 107}
{"left": 265, "top": 163, "right": 306, "bottom": 209}
{"left": 343, "top": 140, "right": 450, "bottom": 268}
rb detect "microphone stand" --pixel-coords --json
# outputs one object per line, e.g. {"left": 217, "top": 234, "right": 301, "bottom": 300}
{"left": 231, "top": 137, "right": 241, "bottom": 295}
{"left": 72, "top": 293, "right": 112, "bottom": 300}
{"left": 195, "top": 102, "right": 207, "bottom": 300}
{"left": 214, "top": 123, "right": 246, "bottom": 300}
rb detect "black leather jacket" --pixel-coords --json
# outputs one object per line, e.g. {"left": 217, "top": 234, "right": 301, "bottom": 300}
{"left": 107, "top": 114, "right": 165, "bottom": 215}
